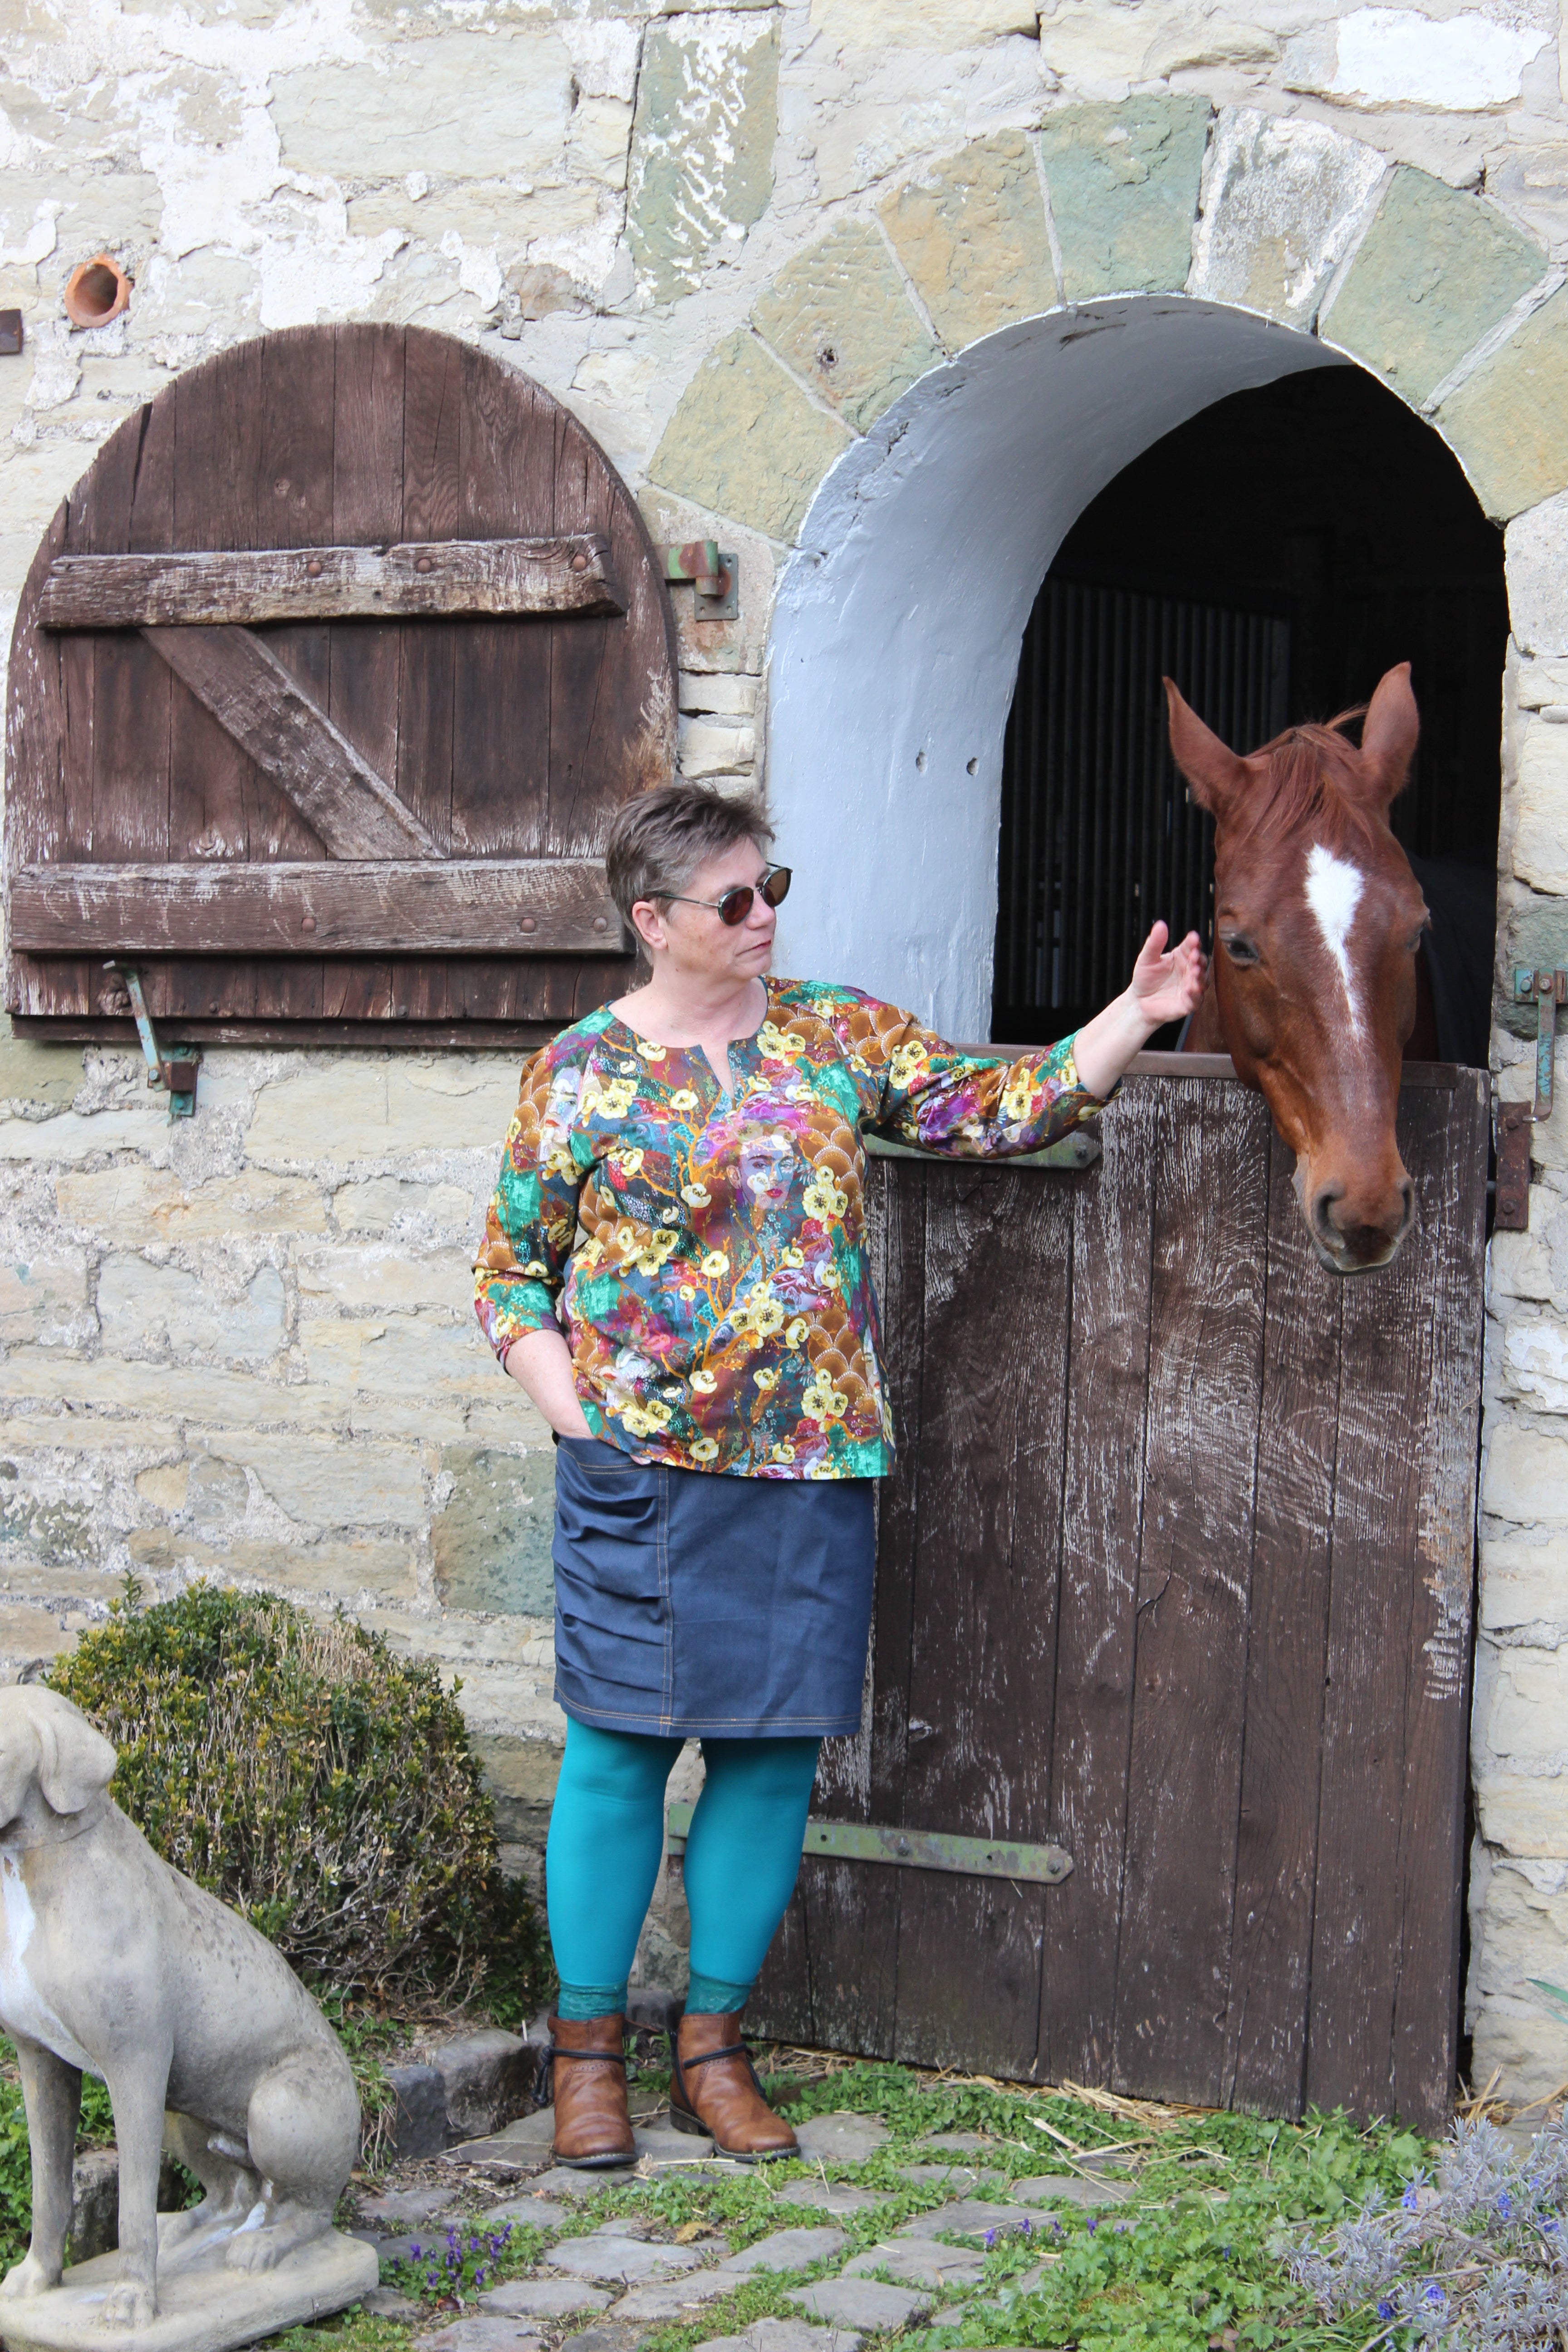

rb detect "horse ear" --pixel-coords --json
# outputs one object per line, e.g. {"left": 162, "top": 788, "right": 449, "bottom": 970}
{"left": 1164, "top": 679, "right": 1251, "bottom": 817}
{"left": 1358, "top": 663, "right": 1419, "bottom": 804}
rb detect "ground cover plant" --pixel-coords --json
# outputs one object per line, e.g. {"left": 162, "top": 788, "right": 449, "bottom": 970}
{"left": 47, "top": 1580, "right": 549, "bottom": 2015}
{"left": 250, "top": 2055, "right": 1557, "bottom": 2352}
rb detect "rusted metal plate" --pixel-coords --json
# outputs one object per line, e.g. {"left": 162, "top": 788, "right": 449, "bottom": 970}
{"left": 1494, "top": 1101, "right": 1532, "bottom": 1231}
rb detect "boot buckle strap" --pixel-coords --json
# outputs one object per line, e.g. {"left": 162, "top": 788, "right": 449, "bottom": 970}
{"left": 547, "top": 2046, "right": 628, "bottom": 2066}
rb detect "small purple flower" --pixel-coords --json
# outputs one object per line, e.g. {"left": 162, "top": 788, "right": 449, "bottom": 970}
{"left": 1087, "top": 2219, "right": 1098, "bottom": 2234}
{"left": 1019, "top": 2220, "right": 1032, "bottom": 2236}
{"left": 1221, "top": 2247, "right": 1230, "bottom": 2260}
{"left": 1402, "top": 2185, "right": 1418, "bottom": 2211}
{"left": 1424, "top": 2282, "right": 1446, "bottom": 2308}
{"left": 474, "top": 2270, "right": 486, "bottom": 2289}
{"left": 1378, "top": 2300, "right": 1395, "bottom": 2322}
{"left": 1497, "top": 2190, "right": 1514, "bottom": 2219}
{"left": 983, "top": 2231, "right": 996, "bottom": 2249}
{"left": 409, "top": 2244, "right": 422, "bottom": 2260}
{"left": 426, "top": 2271, "right": 440, "bottom": 2290}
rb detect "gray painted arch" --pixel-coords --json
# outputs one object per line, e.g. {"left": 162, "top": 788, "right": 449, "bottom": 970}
{"left": 765, "top": 296, "right": 1350, "bottom": 1039}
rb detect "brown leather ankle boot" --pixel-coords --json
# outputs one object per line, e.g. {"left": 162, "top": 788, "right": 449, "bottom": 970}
{"left": 669, "top": 2010, "right": 799, "bottom": 2162}
{"left": 548, "top": 2014, "right": 636, "bottom": 2168}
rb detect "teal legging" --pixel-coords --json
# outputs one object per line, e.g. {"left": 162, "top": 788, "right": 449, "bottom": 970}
{"left": 545, "top": 1719, "right": 820, "bottom": 2020}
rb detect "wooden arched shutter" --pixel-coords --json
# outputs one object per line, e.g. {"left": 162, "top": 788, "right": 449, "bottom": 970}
{"left": 5, "top": 324, "right": 675, "bottom": 1042}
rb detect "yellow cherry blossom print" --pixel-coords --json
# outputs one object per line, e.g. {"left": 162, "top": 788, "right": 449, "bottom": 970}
{"left": 701, "top": 1250, "right": 730, "bottom": 1277}
{"left": 679, "top": 1282, "right": 697, "bottom": 1302}
{"left": 616, "top": 1148, "right": 645, "bottom": 1177}
{"left": 785, "top": 1318, "right": 808, "bottom": 1348}
{"left": 621, "top": 1405, "right": 655, "bottom": 1437}
{"left": 690, "top": 1436, "right": 719, "bottom": 1463}
{"left": 754, "top": 1367, "right": 779, "bottom": 1391}
{"left": 682, "top": 1182, "right": 711, "bottom": 1207}
{"left": 669, "top": 1088, "right": 700, "bottom": 1112}
{"left": 889, "top": 1039, "right": 930, "bottom": 1087}
{"left": 690, "top": 1368, "right": 718, "bottom": 1394}
{"left": 773, "top": 1441, "right": 796, "bottom": 1464}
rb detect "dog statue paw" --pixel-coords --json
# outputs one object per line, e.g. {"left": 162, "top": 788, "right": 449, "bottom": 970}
{"left": 0, "top": 1687, "right": 363, "bottom": 2341}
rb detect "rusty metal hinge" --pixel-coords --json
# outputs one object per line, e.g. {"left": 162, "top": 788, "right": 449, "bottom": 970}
{"left": 1498, "top": 968, "right": 1566, "bottom": 1231}
{"left": 666, "top": 1803, "right": 1073, "bottom": 1886}
{"left": 659, "top": 539, "right": 738, "bottom": 621}
{"left": 104, "top": 962, "right": 198, "bottom": 1119}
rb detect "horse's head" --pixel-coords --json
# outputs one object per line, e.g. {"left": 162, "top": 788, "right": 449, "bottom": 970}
{"left": 1164, "top": 664, "right": 1428, "bottom": 1276}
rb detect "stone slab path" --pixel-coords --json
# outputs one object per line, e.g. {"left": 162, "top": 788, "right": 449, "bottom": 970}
{"left": 353, "top": 2092, "right": 1158, "bottom": 2352}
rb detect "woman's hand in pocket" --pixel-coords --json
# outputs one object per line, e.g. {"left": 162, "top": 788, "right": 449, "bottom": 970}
{"left": 504, "top": 1328, "right": 593, "bottom": 1439}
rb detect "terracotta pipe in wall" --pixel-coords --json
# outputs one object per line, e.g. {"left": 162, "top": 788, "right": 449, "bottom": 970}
{"left": 63, "top": 256, "right": 132, "bottom": 330}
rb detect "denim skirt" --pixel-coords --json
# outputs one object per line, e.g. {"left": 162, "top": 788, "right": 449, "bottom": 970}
{"left": 551, "top": 1437, "right": 876, "bottom": 1738}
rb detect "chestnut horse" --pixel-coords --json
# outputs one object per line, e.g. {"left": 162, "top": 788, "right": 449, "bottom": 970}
{"left": 1164, "top": 663, "right": 1429, "bottom": 1275}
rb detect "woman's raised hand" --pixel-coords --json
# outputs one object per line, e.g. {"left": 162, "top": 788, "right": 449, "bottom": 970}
{"left": 1127, "top": 920, "right": 1206, "bottom": 1028}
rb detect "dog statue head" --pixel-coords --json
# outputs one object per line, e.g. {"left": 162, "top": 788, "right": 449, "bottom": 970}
{"left": 0, "top": 1687, "right": 117, "bottom": 1840}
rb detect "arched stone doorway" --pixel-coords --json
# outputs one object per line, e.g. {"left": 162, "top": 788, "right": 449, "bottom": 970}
{"left": 646, "top": 109, "right": 1568, "bottom": 2113}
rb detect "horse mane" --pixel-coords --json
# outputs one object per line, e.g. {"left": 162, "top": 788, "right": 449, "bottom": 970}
{"left": 1230, "top": 705, "right": 1385, "bottom": 851}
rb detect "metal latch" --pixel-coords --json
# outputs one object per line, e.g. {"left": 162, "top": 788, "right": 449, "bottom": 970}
{"left": 659, "top": 539, "right": 738, "bottom": 620}
{"left": 1497, "top": 969, "right": 1565, "bottom": 1231}
{"left": 666, "top": 1803, "right": 1073, "bottom": 1886}
{"left": 104, "top": 962, "right": 198, "bottom": 1119}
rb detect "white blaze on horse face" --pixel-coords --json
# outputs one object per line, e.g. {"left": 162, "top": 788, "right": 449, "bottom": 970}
{"left": 1304, "top": 843, "right": 1367, "bottom": 1034}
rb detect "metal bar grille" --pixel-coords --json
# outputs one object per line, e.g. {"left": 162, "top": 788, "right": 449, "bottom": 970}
{"left": 995, "top": 579, "right": 1290, "bottom": 1024}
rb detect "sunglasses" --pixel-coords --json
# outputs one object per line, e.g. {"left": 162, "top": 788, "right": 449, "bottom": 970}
{"left": 660, "top": 866, "right": 791, "bottom": 926}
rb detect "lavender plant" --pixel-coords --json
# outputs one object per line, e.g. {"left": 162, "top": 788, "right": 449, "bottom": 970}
{"left": 1287, "top": 2115, "right": 1568, "bottom": 2348}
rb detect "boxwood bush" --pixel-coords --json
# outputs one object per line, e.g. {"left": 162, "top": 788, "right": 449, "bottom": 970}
{"left": 48, "top": 1582, "right": 548, "bottom": 2019}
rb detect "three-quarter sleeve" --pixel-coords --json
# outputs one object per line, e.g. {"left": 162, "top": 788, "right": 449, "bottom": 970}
{"left": 474, "top": 1044, "right": 591, "bottom": 1365}
{"left": 870, "top": 1012, "right": 1113, "bottom": 1158}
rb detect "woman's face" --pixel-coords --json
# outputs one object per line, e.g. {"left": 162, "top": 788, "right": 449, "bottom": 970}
{"left": 633, "top": 837, "right": 777, "bottom": 988}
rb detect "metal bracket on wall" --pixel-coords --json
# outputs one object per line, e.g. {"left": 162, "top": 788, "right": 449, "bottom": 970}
{"left": 666, "top": 1803, "right": 1073, "bottom": 1886}
{"left": 0, "top": 311, "right": 22, "bottom": 358}
{"left": 1498, "top": 968, "right": 1566, "bottom": 1231}
{"left": 659, "top": 540, "right": 739, "bottom": 621}
{"left": 103, "top": 962, "right": 199, "bottom": 1118}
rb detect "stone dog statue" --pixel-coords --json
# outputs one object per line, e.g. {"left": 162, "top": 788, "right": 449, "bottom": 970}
{"left": 0, "top": 1685, "right": 360, "bottom": 2331}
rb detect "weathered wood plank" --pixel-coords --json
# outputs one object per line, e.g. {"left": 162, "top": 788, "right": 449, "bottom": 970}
{"left": 892, "top": 1162, "right": 1073, "bottom": 2079}
{"left": 10, "top": 860, "right": 628, "bottom": 956}
{"left": 1221, "top": 1125, "right": 1342, "bottom": 2118}
{"left": 40, "top": 534, "right": 625, "bottom": 627}
{"left": 1112, "top": 1078, "right": 1269, "bottom": 2107}
{"left": 143, "top": 623, "right": 441, "bottom": 860}
{"left": 1306, "top": 1097, "right": 1443, "bottom": 2124}
{"left": 1389, "top": 1075, "right": 1488, "bottom": 2132}
{"left": 9, "top": 956, "right": 627, "bottom": 1034}
{"left": 1037, "top": 1079, "right": 1158, "bottom": 2088}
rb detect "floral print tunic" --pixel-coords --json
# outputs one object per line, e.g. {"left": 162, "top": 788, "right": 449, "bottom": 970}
{"left": 473, "top": 978, "right": 1110, "bottom": 1480}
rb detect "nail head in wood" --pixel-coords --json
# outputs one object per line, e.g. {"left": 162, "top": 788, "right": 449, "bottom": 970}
{"left": 300, "top": 914, "right": 316, "bottom": 932}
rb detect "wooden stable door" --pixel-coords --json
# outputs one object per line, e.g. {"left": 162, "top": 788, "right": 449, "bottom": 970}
{"left": 751, "top": 1059, "right": 1488, "bottom": 2134}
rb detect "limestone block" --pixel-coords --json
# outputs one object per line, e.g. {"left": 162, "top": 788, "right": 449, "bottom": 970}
{"left": 1323, "top": 169, "right": 1543, "bottom": 407}
{"left": 1479, "top": 1534, "right": 1568, "bottom": 1631}
{"left": 1502, "top": 1316, "right": 1568, "bottom": 1411}
{"left": 272, "top": 34, "right": 574, "bottom": 181}
{"left": 1483, "top": 1413, "right": 1568, "bottom": 1523}
{"left": 649, "top": 329, "right": 852, "bottom": 546}
{"left": 137, "top": 1465, "right": 190, "bottom": 1513}
{"left": 679, "top": 715, "right": 755, "bottom": 776}
{"left": 296, "top": 1244, "right": 473, "bottom": 1315}
{"left": 1188, "top": 109, "right": 1384, "bottom": 328}
{"left": 1038, "top": 96, "right": 1210, "bottom": 302}
{"left": 752, "top": 219, "right": 940, "bottom": 432}
{"left": 879, "top": 132, "right": 1054, "bottom": 352}
{"left": 1480, "top": 1646, "right": 1568, "bottom": 1759}
{"left": 0, "top": 1025, "right": 82, "bottom": 1109}
{"left": 198, "top": 1432, "right": 428, "bottom": 1530}
{"left": 433, "top": 1444, "right": 555, "bottom": 1615}
{"left": 680, "top": 674, "right": 758, "bottom": 715}
{"left": 1473, "top": 1769, "right": 1568, "bottom": 1855}
{"left": 0, "top": 1106, "right": 158, "bottom": 1163}
{"left": 299, "top": 1313, "right": 499, "bottom": 1441}
{"left": 811, "top": 0, "right": 1038, "bottom": 44}
{"left": 246, "top": 1058, "right": 519, "bottom": 1165}
{"left": 333, "top": 1178, "right": 479, "bottom": 1234}
{"left": 1510, "top": 720, "right": 1568, "bottom": 892}
{"left": 1439, "top": 285, "right": 1568, "bottom": 523}
{"left": 0, "top": 1604, "right": 75, "bottom": 1671}
{"left": 569, "top": 97, "right": 635, "bottom": 191}
{"left": 0, "top": 1353, "right": 322, "bottom": 1430}
{"left": 627, "top": 13, "right": 779, "bottom": 304}
{"left": 97, "top": 1258, "right": 287, "bottom": 1366}
{"left": 1310, "top": 8, "right": 1552, "bottom": 111}
{"left": 1507, "top": 491, "right": 1568, "bottom": 659}
{"left": 1489, "top": 1212, "right": 1556, "bottom": 1302}
{"left": 0, "top": 1252, "right": 89, "bottom": 1347}
{"left": 229, "top": 1536, "right": 420, "bottom": 1605}
{"left": 473, "top": 1733, "right": 563, "bottom": 1847}
{"left": 1469, "top": 2003, "right": 1568, "bottom": 2113}
{"left": 54, "top": 1167, "right": 328, "bottom": 1241}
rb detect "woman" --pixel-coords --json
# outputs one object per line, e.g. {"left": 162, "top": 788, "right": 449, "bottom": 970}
{"left": 474, "top": 782, "right": 1203, "bottom": 2167}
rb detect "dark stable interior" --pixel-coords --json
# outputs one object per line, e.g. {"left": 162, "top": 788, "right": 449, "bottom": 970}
{"left": 991, "top": 363, "right": 1506, "bottom": 1058}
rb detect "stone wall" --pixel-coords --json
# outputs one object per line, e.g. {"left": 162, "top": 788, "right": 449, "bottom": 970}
{"left": 3, "top": 0, "right": 1568, "bottom": 2095}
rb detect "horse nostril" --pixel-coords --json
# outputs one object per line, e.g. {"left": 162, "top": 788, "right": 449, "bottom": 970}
{"left": 1310, "top": 1183, "right": 1343, "bottom": 1243}
{"left": 1397, "top": 1177, "right": 1415, "bottom": 1231}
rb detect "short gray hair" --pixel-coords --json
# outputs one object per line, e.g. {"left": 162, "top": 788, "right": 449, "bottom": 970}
{"left": 604, "top": 783, "right": 774, "bottom": 924}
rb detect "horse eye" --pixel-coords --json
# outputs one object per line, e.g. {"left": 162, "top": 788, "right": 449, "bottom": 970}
{"left": 1221, "top": 934, "right": 1259, "bottom": 966}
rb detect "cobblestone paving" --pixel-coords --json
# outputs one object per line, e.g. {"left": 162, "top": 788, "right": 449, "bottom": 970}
{"left": 348, "top": 2063, "right": 1147, "bottom": 2352}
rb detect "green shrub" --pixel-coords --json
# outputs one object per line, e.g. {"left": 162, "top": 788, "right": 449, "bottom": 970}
{"left": 48, "top": 1583, "right": 549, "bottom": 2019}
